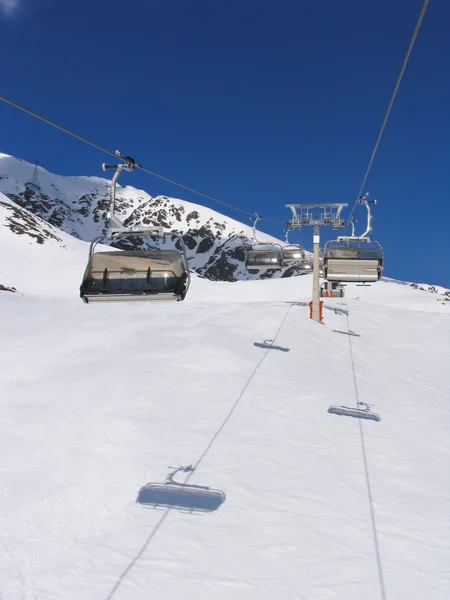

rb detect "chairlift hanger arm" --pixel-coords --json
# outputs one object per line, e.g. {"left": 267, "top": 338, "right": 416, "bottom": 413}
{"left": 350, "top": 218, "right": 356, "bottom": 238}
{"left": 250, "top": 213, "right": 263, "bottom": 244}
{"left": 102, "top": 155, "right": 137, "bottom": 231}
{"left": 357, "top": 194, "right": 376, "bottom": 239}
{"left": 285, "top": 220, "right": 300, "bottom": 240}
{"left": 105, "top": 164, "right": 125, "bottom": 229}
{"left": 336, "top": 195, "right": 377, "bottom": 241}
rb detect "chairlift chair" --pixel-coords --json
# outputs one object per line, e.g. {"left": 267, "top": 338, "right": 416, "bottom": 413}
{"left": 282, "top": 224, "right": 316, "bottom": 272}
{"left": 282, "top": 227, "right": 306, "bottom": 262}
{"left": 245, "top": 215, "right": 283, "bottom": 270}
{"left": 80, "top": 156, "right": 190, "bottom": 303}
{"left": 246, "top": 245, "right": 284, "bottom": 270}
{"left": 80, "top": 243, "right": 190, "bottom": 303}
{"left": 322, "top": 240, "right": 383, "bottom": 283}
{"left": 322, "top": 196, "right": 383, "bottom": 283}
{"left": 282, "top": 244, "right": 305, "bottom": 262}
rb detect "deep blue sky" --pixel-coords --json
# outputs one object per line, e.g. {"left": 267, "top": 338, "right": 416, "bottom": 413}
{"left": 1, "top": 0, "right": 449, "bottom": 286}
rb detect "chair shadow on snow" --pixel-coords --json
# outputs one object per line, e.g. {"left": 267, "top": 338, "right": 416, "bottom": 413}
{"left": 332, "top": 329, "right": 361, "bottom": 338}
{"left": 136, "top": 466, "right": 226, "bottom": 513}
{"left": 254, "top": 340, "right": 290, "bottom": 352}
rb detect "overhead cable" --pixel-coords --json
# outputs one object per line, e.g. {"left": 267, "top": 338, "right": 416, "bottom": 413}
{"left": 0, "top": 93, "right": 258, "bottom": 218}
{"left": 349, "top": 0, "right": 430, "bottom": 220}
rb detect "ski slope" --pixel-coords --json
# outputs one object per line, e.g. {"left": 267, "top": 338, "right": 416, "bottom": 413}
{"left": 1, "top": 207, "right": 450, "bottom": 599}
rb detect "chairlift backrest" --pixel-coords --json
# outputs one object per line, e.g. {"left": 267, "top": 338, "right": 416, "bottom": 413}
{"left": 282, "top": 244, "right": 305, "bottom": 262}
{"left": 246, "top": 244, "right": 283, "bottom": 270}
{"left": 88, "top": 250, "right": 186, "bottom": 279}
{"left": 322, "top": 239, "right": 383, "bottom": 283}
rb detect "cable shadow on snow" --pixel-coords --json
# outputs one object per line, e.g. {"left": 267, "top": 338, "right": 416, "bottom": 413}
{"left": 254, "top": 340, "right": 290, "bottom": 352}
{"left": 344, "top": 309, "right": 387, "bottom": 600}
{"left": 332, "top": 329, "right": 361, "bottom": 338}
{"left": 105, "top": 304, "right": 294, "bottom": 600}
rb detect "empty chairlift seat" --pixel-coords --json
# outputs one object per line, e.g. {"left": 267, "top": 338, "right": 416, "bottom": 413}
{"left": 80, "top": 249, "right": 189, "bottom": 303}
{"left": 282, "top": 244, "right": 305, "bottom": 262}
{"left": 245, "top": 245, "right": 283, "bottom": 270}
{"left": 323, "top": 241, "right": 383, "bottom": 283}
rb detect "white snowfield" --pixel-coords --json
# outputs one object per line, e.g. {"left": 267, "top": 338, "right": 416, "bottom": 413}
{"left": 1, "top": 194, "right": 450, "bottom": 600}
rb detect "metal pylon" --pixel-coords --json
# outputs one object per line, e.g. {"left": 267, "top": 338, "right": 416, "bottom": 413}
{"left": 285, "top": 203, "right": 348, "bottom": 323}
{"left": 24, "top": 160, "right": 41, "bottom": 192}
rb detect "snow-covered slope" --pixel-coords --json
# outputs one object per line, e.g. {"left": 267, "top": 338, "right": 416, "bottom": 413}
{"left": 1, "top": 196, "right": 450, "bottom": 600}
{"left": 0, "top": 153, "right": 303, "bottom": 282}
{"left": 0, "top": 191, "right": 89, "bottom": 296}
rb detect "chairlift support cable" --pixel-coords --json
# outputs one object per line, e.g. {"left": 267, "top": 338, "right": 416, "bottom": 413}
{"left": 349, "top": 0, "right": 430, "bottom": 221}
{"left": 0, "top": 93, "right": 266, "bottom": 220}
{"left": 1, "top": 1, "right": 429, "bottom": 230}
{"left": 342, "top": 305, "right": 386, "bottom": 599}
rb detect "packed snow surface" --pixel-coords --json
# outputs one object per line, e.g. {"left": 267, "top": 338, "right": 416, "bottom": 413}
{"left": 1, "top": 195, "right": 450, "bottom": 600}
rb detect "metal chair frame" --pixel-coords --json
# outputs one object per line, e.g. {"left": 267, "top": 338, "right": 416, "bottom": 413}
{"left": 80, "top": 154, "right": 191, "bottom": 302}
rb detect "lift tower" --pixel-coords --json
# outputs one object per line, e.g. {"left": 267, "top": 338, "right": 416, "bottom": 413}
{"left": 286, "top": 203, "right": 347, "bottom": 323}
{"left": 24, "top": 160, "right": 41, "bottom": 193}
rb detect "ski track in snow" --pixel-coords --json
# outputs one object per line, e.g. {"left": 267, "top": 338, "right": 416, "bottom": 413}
{"left": 1, "top": 191, "right": 450, "bottom": 599}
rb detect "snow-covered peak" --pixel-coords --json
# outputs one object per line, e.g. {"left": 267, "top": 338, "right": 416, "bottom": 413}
{"left": 0, "top": 153, "right": 300, "bottom": 281}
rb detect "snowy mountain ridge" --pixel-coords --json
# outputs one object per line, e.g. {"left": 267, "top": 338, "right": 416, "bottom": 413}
{"left": 0, "top": 153, "right": 304, "bottom": 282}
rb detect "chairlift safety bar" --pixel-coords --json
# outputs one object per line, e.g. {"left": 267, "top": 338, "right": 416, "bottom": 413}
{"left": 102, "top": 156, "right": 136, "bottom": 232}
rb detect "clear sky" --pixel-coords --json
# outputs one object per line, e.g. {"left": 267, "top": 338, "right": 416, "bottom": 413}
{"left": 1, "top": 0, "right": 449, "bottom": 286}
